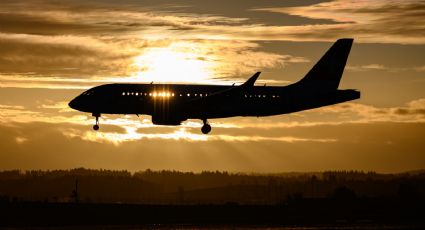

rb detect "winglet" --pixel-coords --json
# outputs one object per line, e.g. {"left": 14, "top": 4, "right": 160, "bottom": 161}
{"left": 241, "top": 72, "right": 261, "bottom": 87}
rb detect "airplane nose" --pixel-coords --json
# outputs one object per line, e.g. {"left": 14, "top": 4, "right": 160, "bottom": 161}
{"left": 68, "top": 98, "right": 79, "bottom": 110}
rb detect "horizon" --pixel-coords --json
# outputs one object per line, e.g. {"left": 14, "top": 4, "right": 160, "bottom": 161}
{"left": 1, "top": 167, "right": 424, "bottom": 175}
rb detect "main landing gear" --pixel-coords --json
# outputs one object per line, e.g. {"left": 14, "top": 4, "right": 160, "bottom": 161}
{"left": 201, "top": 119, "right": 211, "bottom": 134}
{"left": 92, "top": 113, "right": 100, "bottom": 131}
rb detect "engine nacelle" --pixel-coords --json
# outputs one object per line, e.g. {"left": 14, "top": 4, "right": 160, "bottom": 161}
{"left": 151, "top": 115, "right": 185, "bottom": 126}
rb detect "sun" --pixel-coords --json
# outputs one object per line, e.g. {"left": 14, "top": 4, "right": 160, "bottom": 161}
{"left": 131, "top": 43, "right": 216, "bottom": 84}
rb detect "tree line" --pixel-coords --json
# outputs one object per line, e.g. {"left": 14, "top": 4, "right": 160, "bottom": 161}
{"left": 0, "top": 168, "right": 424, "bottom": 204}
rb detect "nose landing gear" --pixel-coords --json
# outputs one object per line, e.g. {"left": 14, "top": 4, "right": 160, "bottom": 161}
{"left": 92, "top": 113, "right": 100, "bottom": 131}
{"left": 201, "top": 119, "right": 211, "bottom": 134}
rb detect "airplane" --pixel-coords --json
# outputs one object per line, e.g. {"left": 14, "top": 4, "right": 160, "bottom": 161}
{"left": 69, "top": 38, "right": 360, "bottom": 134}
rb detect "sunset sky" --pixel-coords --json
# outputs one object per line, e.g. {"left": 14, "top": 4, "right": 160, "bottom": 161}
{"left": 0, "top": 0, "right": 424, "bottom": 173}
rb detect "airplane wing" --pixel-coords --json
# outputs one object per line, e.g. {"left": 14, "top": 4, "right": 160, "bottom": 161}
{"left": 188, "top": 72, "right": 261, "bottom": 104}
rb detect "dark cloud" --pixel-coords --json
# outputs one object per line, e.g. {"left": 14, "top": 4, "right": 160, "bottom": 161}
{"left": 250, "top": 0, "right": 425, "bottom": 45}
{"left": 394, "top": 108, "right": 425, "bottom": 116}
{"left": 0, "top": 34, "right": 140, "bottom": 77}
{"left": 1, "top": 0, "right": 424, "bottom": 44}
{"left": 0, "top": 13, "right": 102, "bottom": 36}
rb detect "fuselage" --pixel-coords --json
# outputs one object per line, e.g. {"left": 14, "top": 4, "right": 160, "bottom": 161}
{"left": 69, "top": 82, "right": 360, "bottom": 125}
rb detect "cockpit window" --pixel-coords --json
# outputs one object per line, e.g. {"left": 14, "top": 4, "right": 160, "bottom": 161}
{"left": 82, "top": 90, "right": 94, "bottom": 96}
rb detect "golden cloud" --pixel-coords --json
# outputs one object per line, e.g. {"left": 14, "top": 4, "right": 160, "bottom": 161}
{"left": 2, "top": 96, "right": 425, "bottom": 145}
{"left": 61, "top": 126, "right": 337, "bottom": 145}
{"left": 254, "top": 0, "right": 425, "bottom": 44}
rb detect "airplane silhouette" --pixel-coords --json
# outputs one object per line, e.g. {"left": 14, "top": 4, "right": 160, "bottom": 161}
{"left": 69, "top": 38, "right": 360, "bottom": 134}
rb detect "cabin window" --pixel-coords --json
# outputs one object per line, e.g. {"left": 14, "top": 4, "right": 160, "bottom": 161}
{"left": 147, "top": 91, "right": 175, "bottom": 98}
{"left": 187, "top": 93, "right": 190, "bottom": 97}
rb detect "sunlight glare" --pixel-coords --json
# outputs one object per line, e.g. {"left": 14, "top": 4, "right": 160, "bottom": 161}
{"left": 131, "top": 43, "right": 216, "bottom": 84}
{"left": 75, "top": 127, "right": 208, "bottom": 145}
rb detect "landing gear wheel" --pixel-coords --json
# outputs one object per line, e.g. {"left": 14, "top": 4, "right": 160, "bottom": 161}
{"left": 92, "top": 113, "right": 100, "bottom": 131}
{"left": 201, "top": 124, "right": 211, "bottom": 134}
{"left": 201, "top": 119, "right": 211, "bottom": 134}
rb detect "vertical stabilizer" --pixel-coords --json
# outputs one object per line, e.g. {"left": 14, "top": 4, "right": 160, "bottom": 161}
{"left": 297, "top": 38, "right": 353, "bottom": 91}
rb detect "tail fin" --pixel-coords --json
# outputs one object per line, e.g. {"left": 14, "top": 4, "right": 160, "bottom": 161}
{"left": 296, "top": 38, "right": 353, "bottom": 91}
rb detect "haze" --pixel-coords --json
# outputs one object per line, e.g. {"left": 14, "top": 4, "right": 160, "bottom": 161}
{"left": 0, "top": 0, "right": 424, "bottom": 173}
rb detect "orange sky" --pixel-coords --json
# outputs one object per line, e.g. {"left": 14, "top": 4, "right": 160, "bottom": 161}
{"left": 0, "top": 0, "right": 424, "bottom": 172}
